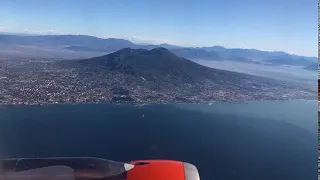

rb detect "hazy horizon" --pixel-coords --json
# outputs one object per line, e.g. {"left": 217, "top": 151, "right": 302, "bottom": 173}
{"left": 0, "top": 0, "right": 317, "bottom": 57}
{"left": 0, "top": 32, "right": 317, "bottom": 58}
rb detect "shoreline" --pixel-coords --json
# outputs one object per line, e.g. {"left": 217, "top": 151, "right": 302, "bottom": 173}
{"left": 0, "top": 99, "right": 316, "bottom": 108}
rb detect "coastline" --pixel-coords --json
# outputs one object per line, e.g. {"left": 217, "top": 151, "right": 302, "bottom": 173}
{"left": 0, "top": 98, "right": 316, "bottom": 109}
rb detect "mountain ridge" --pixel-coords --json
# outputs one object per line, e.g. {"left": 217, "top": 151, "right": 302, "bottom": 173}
{"left": 0, "top": 34, "right": 316, "bottom": 67}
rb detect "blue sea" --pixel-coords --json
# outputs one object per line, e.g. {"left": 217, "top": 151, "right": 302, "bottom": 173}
{"left": 0, "top": 100, "right": 317, "bottom": 180}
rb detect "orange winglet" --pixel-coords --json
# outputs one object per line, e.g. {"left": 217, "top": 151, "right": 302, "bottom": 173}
{"left": 125, "top": 160, "right": 185, "bottom": 180}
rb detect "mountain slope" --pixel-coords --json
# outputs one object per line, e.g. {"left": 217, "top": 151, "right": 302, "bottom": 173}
{"left": 170, "top": 48, "right": 221, "bottom": 61}
{"left": 68, "top": 48, "right": 278, "bottom": 84}
{"left": 304, "top": 62, "right": 318, "bottom": 71}
{"left": 54, "top": 48, "right": 315, "bottom": 103}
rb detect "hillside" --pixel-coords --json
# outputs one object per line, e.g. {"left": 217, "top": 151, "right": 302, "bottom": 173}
{"left": 52, "top": 48, "right": 315, "bottom": 104}
{"left": 60, "top": 47, "right": 285, "bottom": 85}
{"left": 304, "top": 62, "right": 318, "bottom": 71}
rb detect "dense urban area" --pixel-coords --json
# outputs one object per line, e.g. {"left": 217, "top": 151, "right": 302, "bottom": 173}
{"left": 0, "top": 52, "right": 316, "bottom": 106}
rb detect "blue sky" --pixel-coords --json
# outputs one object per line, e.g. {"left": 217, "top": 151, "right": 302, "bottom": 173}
{"left": 0, "top": 0, "right": 317, "bottom": 56}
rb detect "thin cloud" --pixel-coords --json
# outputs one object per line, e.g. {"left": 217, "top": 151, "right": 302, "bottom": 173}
{"left": 128, "top": 35, "right": 172, "bottom": 45}
{"left": 99, "top": 34, "right": 174, "bottom": 45}
{"left": 0, "top": 26, "right": 8, "bottom": 31}
{"left": 23, "top": 29, "right": 63, "bottom": 35}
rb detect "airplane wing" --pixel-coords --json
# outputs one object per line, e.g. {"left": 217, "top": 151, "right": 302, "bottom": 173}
{"left": 1, "top": 157, "right": 200, "bottom": 180}
{"left": 1, "top": 157, "right": 134, "bottom": 180}
{"left": 2, "top": 165, "right": 74, "bottom": 180}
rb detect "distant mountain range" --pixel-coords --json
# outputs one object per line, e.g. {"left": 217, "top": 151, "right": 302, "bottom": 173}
{"left": 0, "top": 34, "right": 134, "bottom": 51}
{"left": 303, "top": 62, "right": 318, "bottom": 71}
{"left": 0, "top": 34, "right": 317, "bottom": 68}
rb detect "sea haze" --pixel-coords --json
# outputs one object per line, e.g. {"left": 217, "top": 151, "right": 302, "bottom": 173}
{"left": 0, "top": 100, "right": 317, "bottom": 180}
{"left": 195, "top": 59, "right": 317, "bottom": 90}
